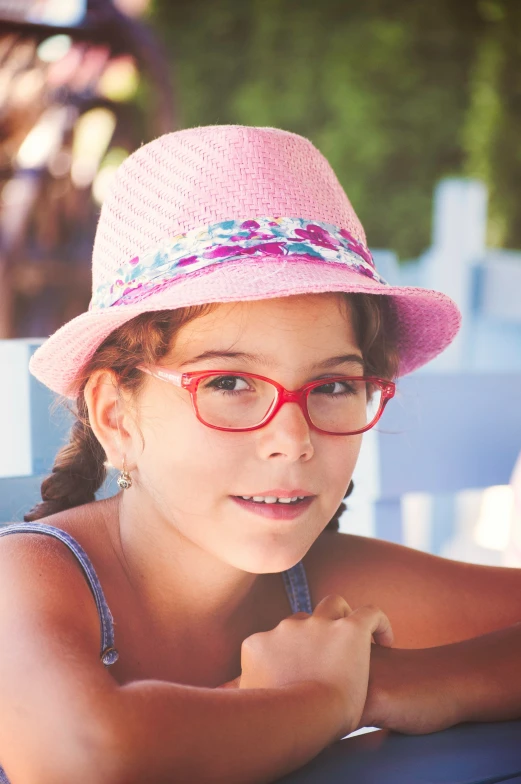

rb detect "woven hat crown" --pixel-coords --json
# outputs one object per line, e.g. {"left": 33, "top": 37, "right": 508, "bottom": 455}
{"left": 92, "top": 125, "right": 366, "bottom": 296}
{"left": 28, "top": 123, "right": 462, "bottom": 397}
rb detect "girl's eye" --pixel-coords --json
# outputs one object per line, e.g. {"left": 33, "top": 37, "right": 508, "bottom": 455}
{"left": 312, "top": 380, "right": 358, "bottom": 396}
{"left": 205, "top": 375, "right": 251, "bottom": 392}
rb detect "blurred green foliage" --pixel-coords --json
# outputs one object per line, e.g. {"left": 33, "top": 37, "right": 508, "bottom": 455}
{"left": 150, "top": 0, "right": 521, "bottom": 259}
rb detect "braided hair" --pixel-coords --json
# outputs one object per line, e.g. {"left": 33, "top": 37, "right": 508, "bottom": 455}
{"left": 25, "top": 397, "right": 107, "bottom": 520}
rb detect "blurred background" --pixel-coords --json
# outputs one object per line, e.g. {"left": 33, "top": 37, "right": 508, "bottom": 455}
{"left": 2, "top": 0, "right": 521, "bottom": 338}
{"left": 0, "top": 0, "right": 520, "bottom": 566}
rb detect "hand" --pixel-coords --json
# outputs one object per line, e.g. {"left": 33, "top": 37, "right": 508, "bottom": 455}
{"left": 237, "top": 595, "right": 393, "bottom": 739}
{"left": 358, "top": 644, "right": 462, "bottom": 735}
{"left": 216, "top": 675, "right": 241, "bottom": 689}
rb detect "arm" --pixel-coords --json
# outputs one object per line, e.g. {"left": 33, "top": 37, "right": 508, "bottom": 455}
{"left": 306, "top": 532, "right": 521, "bottom": 647}
{"left": 305, "top": 532, "right": 521, "bottom": 734}
{"left": 110, "top": 679, "right": 342, "bottom": 784}
{"left": 362, "top": 622, "right": 521, "bottom": 734}
{"left": 0, "top": 536, "right": 344, "bottom": 784}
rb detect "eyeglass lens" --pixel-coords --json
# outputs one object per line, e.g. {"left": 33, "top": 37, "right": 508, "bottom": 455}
{"left": 195, "top": 374, "right": 382, "bottom": 433}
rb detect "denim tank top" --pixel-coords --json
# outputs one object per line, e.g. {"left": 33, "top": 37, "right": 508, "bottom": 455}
{"left": 0, "top": 522, "right": 313, "bottom": 784}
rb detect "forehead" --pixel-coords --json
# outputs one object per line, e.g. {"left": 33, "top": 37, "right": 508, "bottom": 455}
{"left": 170, "top": 293, "right": 359, "bottom": 363}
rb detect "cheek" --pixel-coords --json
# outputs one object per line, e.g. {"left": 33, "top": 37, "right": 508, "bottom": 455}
{"left": 320, "top": 435, "right": 362, "bottom": 496}
{"left": 346, "top": 435, "right": 363, "bottom": 471}
{"left": 138, "top": 404, "right": 244, "bottom": 501}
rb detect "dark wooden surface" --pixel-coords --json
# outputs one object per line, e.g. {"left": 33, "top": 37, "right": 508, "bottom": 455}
{"left": 277, "top": 721, "right": 521, "bottom": 783}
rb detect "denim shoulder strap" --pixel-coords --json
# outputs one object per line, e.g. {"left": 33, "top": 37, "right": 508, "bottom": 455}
{"left": 0, "top": 523, "right": 119, "bottom": 667}
{"left": 281, "top": 561, "right": 313, "bottom": 614}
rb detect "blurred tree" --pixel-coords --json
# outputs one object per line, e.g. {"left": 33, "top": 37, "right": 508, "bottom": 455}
{"left": 0, "top": 0, "right": 174, "bottom": 337}
{"left": 150, "top": 0, "right": 521, "bottom": 259}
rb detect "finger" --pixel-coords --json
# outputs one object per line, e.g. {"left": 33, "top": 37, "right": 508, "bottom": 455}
{"left": 216, "top": 676, "right": 241, "bottom": 689}
{"left": 312, "top": 594, "right": 352, "bottom": 621}
{"left": 349, "top": 605, "right": 394, "bottom": 647}
{"left": 287, "top": 611, "right": 312, "bottom": 621}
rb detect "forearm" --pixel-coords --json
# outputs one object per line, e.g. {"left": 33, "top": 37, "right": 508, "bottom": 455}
{"left": 103, "top": 679, "right": 344, "bottom": 784}
{"left": 365, "top": 622, "right": 521, "bottom": 734}
{"left": 424, "top": 621, "right": 521, "bottom": 723}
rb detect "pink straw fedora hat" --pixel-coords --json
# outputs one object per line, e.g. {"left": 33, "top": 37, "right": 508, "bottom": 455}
{"left": 29, "top": 124, "right": 461, "bottom": 398}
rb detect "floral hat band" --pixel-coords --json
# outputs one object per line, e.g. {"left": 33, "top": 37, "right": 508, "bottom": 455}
{"left": 90, "top": 216, "right": 387, "bottom": 311}
{"left": 29, "top": 126, "right": 462, "bottom": 398}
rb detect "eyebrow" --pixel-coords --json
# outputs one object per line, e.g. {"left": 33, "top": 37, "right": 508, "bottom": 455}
{"left": 178, "top": 350, "right": 365, "bottom": 370}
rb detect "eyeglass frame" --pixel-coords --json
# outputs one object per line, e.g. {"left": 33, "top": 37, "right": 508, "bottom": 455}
{"left": 137, "top": 364, "right": 395, "bottom": 436}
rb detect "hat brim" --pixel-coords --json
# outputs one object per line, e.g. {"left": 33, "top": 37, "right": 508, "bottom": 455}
{"left": 29, "top": 258, "right": 461, "bottom": 398}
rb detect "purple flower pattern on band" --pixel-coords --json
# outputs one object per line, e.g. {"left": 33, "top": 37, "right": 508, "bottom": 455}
{"left": 89, "top": 217, "right": 387, "bottom": 311}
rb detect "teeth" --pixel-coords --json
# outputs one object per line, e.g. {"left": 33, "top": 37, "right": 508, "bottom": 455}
{"left": 239, "top": 495, "right": 307, "bottom": 504}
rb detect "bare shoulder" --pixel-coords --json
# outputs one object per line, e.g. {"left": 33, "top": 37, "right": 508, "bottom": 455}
{"left": 0, "top": 496, "right": 120, "bottom": 669}
{"left": 0, "top": 508, "right": 119, "bottom": 780}
{"left": 304, "top": 531, "right": 521, "bottom": 647}
{"left": 1, "top": 493, "right": 120, "bottom": 573}
{"left": 0, "top": 512, "right": 104, "bottom": 650}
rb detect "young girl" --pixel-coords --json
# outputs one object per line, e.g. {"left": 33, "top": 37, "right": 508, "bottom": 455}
{"left": 1, "top": 125, "right": 520, "bottom": 784}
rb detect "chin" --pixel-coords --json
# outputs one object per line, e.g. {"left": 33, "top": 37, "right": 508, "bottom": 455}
{"left": 230, "top": 541, "right": 310, "bottom": 575}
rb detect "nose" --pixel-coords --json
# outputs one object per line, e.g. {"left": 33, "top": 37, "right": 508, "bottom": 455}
{"left": 257, "top": 399, "right": 314, "bottom": 461}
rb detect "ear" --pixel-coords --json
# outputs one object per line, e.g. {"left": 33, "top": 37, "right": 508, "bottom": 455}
{"left": 84, "top": 370, "right": 139, "bottom": 472}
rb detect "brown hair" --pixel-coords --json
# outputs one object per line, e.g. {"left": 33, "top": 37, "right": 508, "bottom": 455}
{"left": 25, "top": 294, "right": 399, "bottom": 528}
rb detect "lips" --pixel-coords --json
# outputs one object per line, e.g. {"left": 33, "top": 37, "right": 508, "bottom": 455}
{"left": 231, "top": 495, "right": 315, "bottom": 520}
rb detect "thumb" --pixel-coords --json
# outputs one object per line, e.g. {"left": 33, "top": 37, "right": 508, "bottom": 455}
{"left": 313, "top": 594, "right": 352, "bottom": 620}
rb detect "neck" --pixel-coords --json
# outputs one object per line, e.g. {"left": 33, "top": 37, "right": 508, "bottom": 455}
{"left": 106, "top": 492, "right": 266, "bottom": 640}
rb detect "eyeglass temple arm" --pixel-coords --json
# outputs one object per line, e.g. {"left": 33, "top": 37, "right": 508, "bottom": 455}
{"left": 136, "top": 365, "right": 183, "bottom": 387}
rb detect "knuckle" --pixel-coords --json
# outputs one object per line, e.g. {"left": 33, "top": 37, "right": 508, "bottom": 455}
{"left": 241, "top": 632, "right": 263, "bottom": 651}
{"left": 278, "top": 617, "right": 298, "bottom": 630}
{"left": 348, "top": 604, "right": 377, "bottom": 625}
{"left": 320, "top": 593, "right": 338, "bottom": 604}
{"left": 362, "top": 603, "right": 380, "bottom": 614}
{"left": 240, "top": 637, "right": 253, "bottom": 653}
{"left": 328, "top": 594, "right": 350, "bottom": 610}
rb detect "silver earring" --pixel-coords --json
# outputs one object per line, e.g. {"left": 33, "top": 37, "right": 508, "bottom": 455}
{"left": 117, "top": 457, "right": 133, "bottom": 490}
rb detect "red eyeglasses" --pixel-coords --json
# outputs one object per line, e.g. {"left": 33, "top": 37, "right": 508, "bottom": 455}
{"left": 137, "top": 365, "right": 395, "bottom": 436}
